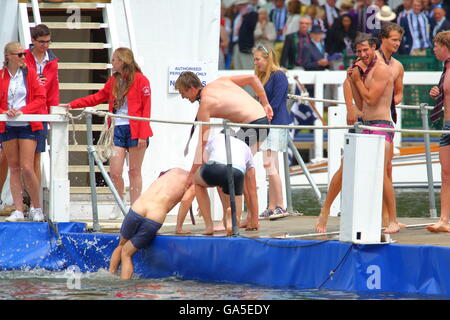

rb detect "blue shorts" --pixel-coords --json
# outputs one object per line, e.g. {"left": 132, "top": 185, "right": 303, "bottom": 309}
{"left": 113, "top": 125, "right": 149, "bottom": 150}
{"left": 440, "top": 121, "right": 450, "bottom": 147}
{"left": 120, "top": 209, "right": 162, "bottom": 249}
{"left": 36, "top": 122, "right": 48, "bottom": 153}
{"left": 0, "top": 126, "right": 40, "bottom": 143}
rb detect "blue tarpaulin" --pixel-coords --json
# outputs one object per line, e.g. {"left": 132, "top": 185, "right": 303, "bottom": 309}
{"left": 0, "top": 222, "right": 449, "bottom": 297}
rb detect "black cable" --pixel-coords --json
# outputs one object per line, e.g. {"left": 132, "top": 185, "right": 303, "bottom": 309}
{"left": 318, "top": 244, "right": 354, "bottom": 289}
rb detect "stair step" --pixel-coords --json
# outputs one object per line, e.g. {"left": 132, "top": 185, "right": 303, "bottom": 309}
{"left": 51, "top": 42, "right": 111, "bottom": 50}
{"left": 36, "top": 2, "right": 107, "bottom": 10}
{"left": 70, "top": 187, "right": 112, "bottom": 194}
{"left": 60, "top": 83, "right": 104, "bottom": 90}
{"left": 59, "top": 62, "right": 111, "bottom": 70}
{"left": 69, "top": 165, "right": 110, "bottom": 173}
{"left": 43, "top": 22, "right": 108, "bottom": 30}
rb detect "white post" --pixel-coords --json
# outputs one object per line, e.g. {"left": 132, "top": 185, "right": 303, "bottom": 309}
{"left": 49, "top": 107, "right": 70, "bottom": 222}
{"left": 327, "top": 106, "right": 346, "bottom": 216}
{"left": 394, "top": 107, "right": 402, "bottom": 153}
{"left": 313, "top": 75, "right": 324, "bottom": 162}
{"left": 340, "top": 134, "right": 384, "bottom": 244}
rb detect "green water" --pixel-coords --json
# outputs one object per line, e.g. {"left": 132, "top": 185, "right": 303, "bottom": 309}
{"left": 292, "top": 188, "right": 440, "bottom": 217}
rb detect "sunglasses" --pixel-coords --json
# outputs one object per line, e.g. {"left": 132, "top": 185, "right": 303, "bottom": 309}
{"left": 9, "top": 52, "right": 27, "bottom": 58}
{"left": 257, "top": 45, "right": 269, "bottom": 55}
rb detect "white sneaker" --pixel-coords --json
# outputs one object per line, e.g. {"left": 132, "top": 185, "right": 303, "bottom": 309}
{"left": 31, "top": 208, "right": 45, "bottom": 222}
{"left": 6, "top": 210, "right": 25, "bottom": 222}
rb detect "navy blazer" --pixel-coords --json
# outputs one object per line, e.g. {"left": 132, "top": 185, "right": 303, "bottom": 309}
{"left": 301, "top": 42, "right": 328, "bottom": 71}
{"left": 264, "top": 70, "right": 293, "bottom": 125}
{"left": 430, "top": 18, "right": 450, "bottom": 40}
{"left": 399, "top": 13, "right": 431, "bottom": 54}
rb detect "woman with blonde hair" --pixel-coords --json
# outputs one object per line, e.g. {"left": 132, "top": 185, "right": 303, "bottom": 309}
{"left": 0, "top": 42, "right": 46, "bottom": 222}
{"left": 64, "top": 47, "right": 152, "bottom": 219}
{"left": 253, "top": 45, "right": 292, "bottom": 219}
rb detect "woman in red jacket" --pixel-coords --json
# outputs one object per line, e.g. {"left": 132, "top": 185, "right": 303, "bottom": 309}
{"left": 0, "top": 42, "right": 46, "bottom": 222}
{"left": 64, "top": 47, "right": 152, "bottom": 219}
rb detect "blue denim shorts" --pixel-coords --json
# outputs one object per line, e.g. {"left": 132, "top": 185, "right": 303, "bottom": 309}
{"left": 120, "top": 209, "right": 162, "bottom": 249}
{"left": 0, "top": 125, "right": 40, "bottom": 143}
{"left": 113, "top": 125, "right": 148, "bottom": 149}
{"left": 36, "top": 122, "right": 48, "bottom": 153}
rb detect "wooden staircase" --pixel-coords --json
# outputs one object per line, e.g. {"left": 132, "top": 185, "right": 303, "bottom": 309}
{"left": 18, "top": 1, "right": 122, "bottom": 212}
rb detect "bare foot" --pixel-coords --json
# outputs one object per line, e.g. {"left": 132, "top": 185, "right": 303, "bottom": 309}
{"left": 316, "top": 211, "right": 329, "bottom": 233}
{"left": 214, "top": 222, "right": 226, "bottom": 232}
{"left": 175, "top": 229, "right": 192, "bottom": 235}
{"left": 426, "top": 221, "right": 450, "bottom": 233}
{"left": 225, "top": 208, "right": 232, "bottom": 236}
{"left": 384, "top": 222, "right": 400, "bottom": 234}
{"left": 203, "top": 229, "right": 214, "bottom": 236}
{"left": 239, "top": 220, "right": 248, "bottom": 229}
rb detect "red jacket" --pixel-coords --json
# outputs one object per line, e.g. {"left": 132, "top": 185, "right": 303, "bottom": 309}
{"left": 70, "top": 72, "right": 152, "bottom": 140}
{"left": 0, "top": 67, "right": 46, "bottom": 132}
{"left": 24, "top": 48, "right": 60, "bottom": 113}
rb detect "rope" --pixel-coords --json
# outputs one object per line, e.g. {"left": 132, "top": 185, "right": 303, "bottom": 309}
{"left": 288, "top": 94, "right": 434, "bottom": 110}
{"left": 96, "top": 115, "right": 115, "bottom": 163}
{"left": 73, "top": 108, "right": 450, "bottom": 135}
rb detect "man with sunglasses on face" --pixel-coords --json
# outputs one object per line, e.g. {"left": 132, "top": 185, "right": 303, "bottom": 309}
{"left": 24, "top": 24, "right": 59, "bottom": 220}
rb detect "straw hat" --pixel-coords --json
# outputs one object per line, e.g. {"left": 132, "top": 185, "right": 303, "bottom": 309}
{"left": 375, "top": 5, "right": 397, "bottom": 22}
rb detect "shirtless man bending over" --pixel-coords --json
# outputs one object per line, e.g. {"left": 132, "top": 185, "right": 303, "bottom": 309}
{"left": 175, "top": 71, "right": 273, "bottom": 231}
{"left": 349, "top": 33, "right": 400, "bottom": 234}
{"left": 316, "top": 24, "right": 405, "bottom": 233}
{"left": 109, "top": 168, "right": 192, "bottom": 280}
{"left": 427, "top": 30, "right": 450, "bottom": 233}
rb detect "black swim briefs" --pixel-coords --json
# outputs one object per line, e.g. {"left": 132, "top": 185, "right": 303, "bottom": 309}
{"left": 199, "top": 161, "right": 245, "bottom": 195}
{"left": 235, "top": 116, "right": 270, "bottom": 147}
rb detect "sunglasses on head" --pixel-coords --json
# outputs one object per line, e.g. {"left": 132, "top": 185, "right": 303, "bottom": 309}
{"left": 10, "top": 52, "right": 27, "bottom": 58}
{"left": 257, "top": 45, "right": 269, "bottom": 55}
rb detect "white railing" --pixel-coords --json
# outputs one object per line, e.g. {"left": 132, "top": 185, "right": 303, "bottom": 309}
{"left": 0, "top": 107, "right": 69, "bottom": 222}
{"left": 218, "top": 70, "right": 442, "bottom": 162}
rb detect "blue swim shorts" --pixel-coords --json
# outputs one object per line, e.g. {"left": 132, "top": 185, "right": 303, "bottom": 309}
{"left": 36, "top": 122, "right": 48, "bottom": 153}
{"left": 120, "top": 208, "right": 162, "bottom": 249}
{"left": 0, "top": 126, "right": 40, "bottom": 143}
{"left": 113, "top": 125, "right": 149, "bottom": 150}
{"left": 440, "top": 121, "right": 450, "bottom": 147}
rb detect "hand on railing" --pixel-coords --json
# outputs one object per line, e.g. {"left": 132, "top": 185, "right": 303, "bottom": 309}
{"left": 4, "top": 109, "right": 23, "bottom": 118}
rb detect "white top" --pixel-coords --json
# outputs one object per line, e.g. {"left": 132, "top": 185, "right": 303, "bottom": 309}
{"left": 33, "top": 51, "right": 49, "bottom": 76}
{"left": 115, "top": 96, "right": 130, "bottom": 126}
{"left": 205, "top": 133, "right": 255, "bottom": 174}
{"left": 7, "top": 69, "right": 28, "bottom": 127}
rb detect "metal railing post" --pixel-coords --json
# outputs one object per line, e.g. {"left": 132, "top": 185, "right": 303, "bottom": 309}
{"left": 420, "top": 103, "right": 438, "bottom": 218}
{"left": 223, "top": 120, "right": 239, "bottom": 236}
{"left": 85, "top": 112, "right": 101, "bottom": 232}
{"left": 283, "top": 151, "right": 293, "bottom": 212}
{"left": 287, "top": 135, "right": 322, "bottom": 204}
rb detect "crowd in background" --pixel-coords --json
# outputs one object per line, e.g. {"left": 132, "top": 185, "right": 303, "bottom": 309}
{"left": 220, "top": 0, "right": 450, "bottom": 70}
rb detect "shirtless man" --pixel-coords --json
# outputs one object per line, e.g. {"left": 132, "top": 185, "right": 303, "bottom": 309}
{"left": 316, "top": 25, "right": 405, "bottom": 233}
{"left": 427, "top": 30, "right": 450, "bottom": 233}
{"left": 109, "top": 168, "right": 192, "bottom": 280}
{"left": 175, "top": 71, "right": 273, "bottom": 231}
{"left": 349, "top": 33, "right": 400, "bottom": 234}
